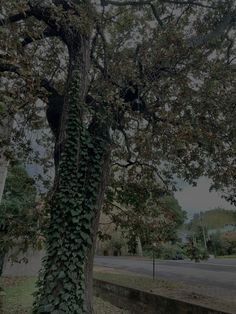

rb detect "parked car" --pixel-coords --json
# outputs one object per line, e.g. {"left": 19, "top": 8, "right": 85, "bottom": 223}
{"left": 172, "top": 252, "right": 184, "bottom": 260}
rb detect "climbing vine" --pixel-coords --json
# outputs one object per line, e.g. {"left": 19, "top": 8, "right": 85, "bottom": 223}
{"left": 33, "top": 70, "right": 109, "bottom": 313}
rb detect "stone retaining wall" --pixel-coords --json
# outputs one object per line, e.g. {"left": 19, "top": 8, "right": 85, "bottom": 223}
{"left": 94, "top": 279, "right": 233, "bottom": 314}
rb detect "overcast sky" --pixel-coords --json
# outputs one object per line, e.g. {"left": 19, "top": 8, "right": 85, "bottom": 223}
{"left": 175, "top": 177, "right": 236, "bottom": 220}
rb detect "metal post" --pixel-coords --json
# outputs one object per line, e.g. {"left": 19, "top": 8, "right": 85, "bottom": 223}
{"left": 152, "top": 249, "right": 155, "bottom": 280}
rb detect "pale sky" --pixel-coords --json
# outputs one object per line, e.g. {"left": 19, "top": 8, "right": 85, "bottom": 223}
{"left": 175, "top": 177, "right": 236, "bottom": 220}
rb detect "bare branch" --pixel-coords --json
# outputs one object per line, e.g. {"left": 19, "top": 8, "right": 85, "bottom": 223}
{"left": 0, "top": 62, "right": 21, "bottom": 75}
{"left": 225, "top": 35, "right": 234, "bottom": 64}
{"left": 159, "top": 0, "right": 217, "bottom": 9}
{"left": 0, "top": 10, "right": 33, "bottom": 26}
{"left": 96, "top": 24, "right": 109, "bottom": 78}
{"left": 102, "top": 0, "right": 216, "bottom": 8}
{"left": 52, "top": 0, "right": 75, "bottom": 9}
{"left": 137, "top": 161, "right": 169, "bottom": 189}
{"left": 105, "top": 200, "right": 128, "bottom": 215}
{"left": 102, "top": 0, "right": 152, "bottom": 6}
{"left": 150, "top": 4, "right": 164, "bottom": 27}
{"left": 119, "top": 128, "right": 133, "bottom": 162}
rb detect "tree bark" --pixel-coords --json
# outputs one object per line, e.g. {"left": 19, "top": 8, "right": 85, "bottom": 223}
{"left": 0, "top": 157, "right": 8, "bottom": 205}
{"left": 0, "top": 111, "right": 13, "bottom": 278}
{"left": 0, "top": 154, "right": 8, "bottom": 277}
{"left": 136, "top": 236, "right": 143, "bottom": 257}
{"left": 84, "top": 146, "right": 111, "bottom": 314}
{"left": 0, "top": 113, "right": 13, "bottom": 203}
{"left": 33, "top": 31, "right": 112, "bottom": 313}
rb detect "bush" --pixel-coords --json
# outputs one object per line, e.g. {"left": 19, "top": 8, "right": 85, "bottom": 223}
{"left": 208, "top": 231, "right": 236, "bottom": 256}
{"left": 144, "top": 243, "right": 185, "bottom": 260}
{"left": 183, "top": 241, "right": 209, "bottom": 262}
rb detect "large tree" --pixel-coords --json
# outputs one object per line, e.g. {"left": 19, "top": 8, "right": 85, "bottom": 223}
{"left": 0, "top": 0, "right": 236, "bottom": 313}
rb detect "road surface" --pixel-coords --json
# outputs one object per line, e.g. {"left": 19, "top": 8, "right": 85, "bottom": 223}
{"left": 3, "top": 252, "right": 236, "bottom": 302}
{"left": 94, "top": 256, "right": 236, "bottom": 301}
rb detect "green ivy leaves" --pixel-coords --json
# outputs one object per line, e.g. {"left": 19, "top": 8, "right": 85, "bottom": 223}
{"left": 33, "top": 70, "right": 108, "bottom": 314}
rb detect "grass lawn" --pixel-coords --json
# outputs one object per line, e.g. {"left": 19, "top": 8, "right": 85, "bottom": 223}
{"left": 0, "top": 277, "right": 34, "bottom": 313}
{"left": 0, "top": 276, "right": 130, "bottom": 314}
{"left": 2, "top": 269, "right": 236, "bottom": 313}
{"left": 93, "top": 269, "right": 180, "bottom": 292}
{"left": 216, "top": 255, "right": 236, "bottom": 259}
{"left": 93, "top": 267, "right": 236, "bottom": 314}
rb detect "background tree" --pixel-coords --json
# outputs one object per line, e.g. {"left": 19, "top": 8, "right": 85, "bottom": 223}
{"left": 188, "top": 208, "right": 236, "bottom": 230}
{"left": 184, "top": 239, "right": 209, "bottom": 262}
{"left": 0, "top": 1, "right": 236, "bottom": 313}
{"left": 0, "top": 163, "right": 46, "bottom": 276}
{"left": 104, "top": 171, "right": 186, "bottom": 254}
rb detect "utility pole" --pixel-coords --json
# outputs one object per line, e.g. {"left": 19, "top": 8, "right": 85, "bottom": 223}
{"left": 200, "top": 212, "right": 207, "bottom": 250}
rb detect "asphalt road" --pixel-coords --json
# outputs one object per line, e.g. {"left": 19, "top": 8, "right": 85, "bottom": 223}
{"left": 94, "top": 256, "right": 236, "bottom": 301}
{"left": 3, "top": 252, "right": 236, "bottom": 301}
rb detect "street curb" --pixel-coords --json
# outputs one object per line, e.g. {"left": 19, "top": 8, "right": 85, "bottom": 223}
{"left": 94, "top": 279, "right": 234, "bottom": 314}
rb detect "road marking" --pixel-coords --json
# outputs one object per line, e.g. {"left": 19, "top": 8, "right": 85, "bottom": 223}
{"left": 95, "top": 257, "right": 236, "bottom": 268}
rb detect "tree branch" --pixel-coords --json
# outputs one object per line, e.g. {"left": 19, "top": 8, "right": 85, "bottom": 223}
{"left": 28, "top": 3, "right": 64, "bottom": 34}
{"left": 101, "top": 0, "right": 152, "bottom": 6}
{"left": 96, "top": 24, "right": 109, "bottom": 78}
{"left": 105, "top": 200, "right": 128, "bottom": 215}
{"left": 0, "top": 10, "right": 33, "bottom": 26}
{"left": 52, "top": 0, "right": 75, "bottom": 9}
{"left": 0, "top": 62, "right": 21, "bottom": 75}
{"left": 159, "top": 0, "right": 217, "bottom": 9}
{"left": 119, "top": 127, "right": 133, "bottom": 162}
{"left": 21, "top": 27, "right": 59, "bottom": 46}
{"left": 0, "top": 3, "right": 68, "bottom": 44}
{"left": 150, "top": 4, "right": 164, "bottom": 27}
{"left": 40, "top": 78, "right": 62, "bottom": 97}
{"left": 225, "top": 35, "right": 234, "bottom": 64}
{"left": 102, "top": 0, "right": 216, "bottom": 8}
{"left": 0, "top": 59, "right": 114, "bottom": 114}
{"left": 188, "top": 9, "right": 236, "bottom": 48}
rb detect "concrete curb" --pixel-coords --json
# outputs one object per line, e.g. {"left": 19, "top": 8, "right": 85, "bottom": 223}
{"left": 94, "top": 279, "right": 234, "bottom": 314}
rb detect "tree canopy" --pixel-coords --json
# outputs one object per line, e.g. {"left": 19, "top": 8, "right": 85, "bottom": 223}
{"left": 1, "top": 0, "right": 235, "bottom": 201}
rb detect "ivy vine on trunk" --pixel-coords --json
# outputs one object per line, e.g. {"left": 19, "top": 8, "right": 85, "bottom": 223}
{"left": 33, "top": 43, "right": 111, "bottom": 313}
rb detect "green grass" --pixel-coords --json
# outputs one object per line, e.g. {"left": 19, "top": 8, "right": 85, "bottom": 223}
{"left": 0, "top": 272, "right": 179, "bottom": 313}
{"left": 0, "top": 276, "right": 130, "bottom": 314}
{"left": 216, "top": 255, "right": 236, "bottom": 259}
{"left": 93, "top": 270, "right": 181, "bottom": 293}
{"left": 0, "top": 277, "right": 35, "bottom": 313}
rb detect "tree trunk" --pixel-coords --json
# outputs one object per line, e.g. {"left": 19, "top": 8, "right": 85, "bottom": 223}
{"left": 84, "top": 147, "right": 111, "bottom": 314}
{"left": 0, "top": 112, "right": 13, "bottom": 278}
{"left": 136, "top": 236, "right": 143, "bottom": 257}
{"left": 33, "top": 34, "right": 111, "bottom": 313}
{"left": 0, "top": 157, "right": 8, "bottom": 204}
{"left": 0, "top": 155, "right": 8, "bottom": 277}
{"left": 0, "top": 112, "right": 13, "bottom": 203}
